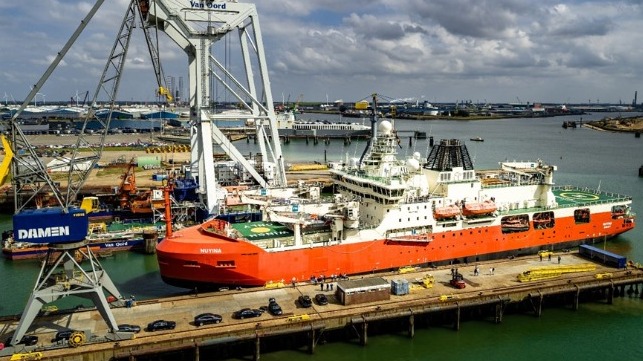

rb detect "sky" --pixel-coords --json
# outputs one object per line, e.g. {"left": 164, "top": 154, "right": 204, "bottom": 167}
{"left": 1, "top": 0, "right": 643, "bottom": 105}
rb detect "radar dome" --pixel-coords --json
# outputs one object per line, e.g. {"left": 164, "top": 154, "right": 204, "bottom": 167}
{"left": 413, "top": 152, "right": 421, "bottom": 160}
{"left": 407, "top": 158, "right": 420, "bottom": 171}
{"left": 378, "top": 120, "right": 393, "bottom": 135}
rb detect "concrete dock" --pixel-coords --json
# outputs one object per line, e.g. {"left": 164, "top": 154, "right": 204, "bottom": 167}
{"left": 1, "top": 252, "right": 642, "bottom": 360}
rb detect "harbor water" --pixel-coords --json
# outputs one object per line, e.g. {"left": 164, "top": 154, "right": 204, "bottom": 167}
{"left": 1, "top": 112, "right": 642, "bottom": 360}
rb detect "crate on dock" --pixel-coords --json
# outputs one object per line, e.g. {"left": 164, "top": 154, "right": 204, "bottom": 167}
{"left": 391, "top": 279, "right": 409, "bottom": 295}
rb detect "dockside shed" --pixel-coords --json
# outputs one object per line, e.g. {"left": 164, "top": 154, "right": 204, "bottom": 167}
{"left": 335, "top": 277, "right": 391, "bottom": 305}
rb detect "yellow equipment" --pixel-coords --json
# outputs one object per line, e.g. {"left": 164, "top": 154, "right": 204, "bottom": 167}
{"left": 439, "top": 294, "right": 457, "bottom": 302}
{"left": 287, "top": 314, "right": 311, "bottom": 322}
{"left": 595, "top": 273, "right": 613, "bottom": 279}
{"left": 517, "top": 263, "right": 596, "bottom": 282}
{"left": 538, "top": 250, "right": 555, "bottom": 258}
{"left": 68, "top": 331, "right": 86, "bottom": 348}
{"left": 415, "top": 274, "right": 434, "bottom": 288}
{"left": 264, "top": 281, "right": 285, "bottom": 289}
{"left": 158, "top": 86, "right": 173, "bottom": 102}
{"left": 10, "top": 353, "right": 43, "bottom": 361}
{"left": 355, "top": 100, "right": 369, "bottom": 110}
{"left": 398, "top": 266, "right": 416, "bottom": 274}
{"left": 0, "top": 135, "right": 14, "bottom": 185}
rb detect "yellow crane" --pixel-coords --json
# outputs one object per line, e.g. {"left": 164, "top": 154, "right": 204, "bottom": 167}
{"left": 0, "top": 135, "right": 14, "bottom": 185}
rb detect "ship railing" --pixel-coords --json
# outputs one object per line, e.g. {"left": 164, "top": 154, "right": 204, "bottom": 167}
{"left": 480, "top": 178, "right": 543, "bottom": 189}
{"left": 553, "top": 185, "right": 633, "bottom": 204}
{"left": 344, "top": 170, "right": 405, "bottom": 186}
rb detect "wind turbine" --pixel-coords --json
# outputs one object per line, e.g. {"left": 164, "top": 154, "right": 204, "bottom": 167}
{"left": 34, "top": 93, "right": 45, "bottom": 106}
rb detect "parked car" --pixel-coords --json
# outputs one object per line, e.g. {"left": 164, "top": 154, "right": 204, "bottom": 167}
{"left": 194, "top": 313, "right": 223, "bottom": 326}
{"left": 232, "top": 308, "right": 263, "bottom": 319}
{"left": 267, "top": 299, "right": 283, "bottom": 316}
{"left": 4, "top": 335, "right": 38, "bottom": 346}
{"left": 314, "top": 293, "right": 329, "bottom": 306}
{"left": 146, "top": 320, "right": 176, "bottom": 332}
{"left": 117, "top": 324, "right": 141, "bottom": 333}
{"left": 52, "top": 330, "right": 74, "bottom": 342}
{"left": 298, "top": 295, "right": 313, "bottom": 308}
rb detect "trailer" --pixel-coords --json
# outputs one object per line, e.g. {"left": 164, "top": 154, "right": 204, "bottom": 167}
{"left": 578, "top": 244, "right": 627, "bottom": 269}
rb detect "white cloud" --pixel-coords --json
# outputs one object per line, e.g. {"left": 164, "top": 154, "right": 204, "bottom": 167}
{"left": 1, "top": 0, "right": 643, "bottom": 104}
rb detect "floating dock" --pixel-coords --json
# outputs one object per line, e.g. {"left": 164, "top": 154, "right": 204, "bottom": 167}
{"left": 1, "top": 252, "right": 642, "bottom": 360}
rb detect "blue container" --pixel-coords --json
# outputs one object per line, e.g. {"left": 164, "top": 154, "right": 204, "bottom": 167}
{"left": 13, "top": 207, "right": 89, "bottom": 244}
{"left": 579, "top": 244, "right": 627, "bottom": 269}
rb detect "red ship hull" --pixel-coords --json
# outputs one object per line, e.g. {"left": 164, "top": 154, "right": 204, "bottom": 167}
{"left": 156, "top": 211, "right": 634, "bottom": 288}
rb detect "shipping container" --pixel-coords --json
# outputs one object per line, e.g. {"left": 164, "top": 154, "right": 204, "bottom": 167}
{"left": 578, "top": 244, "right": 626, "bottom": 269}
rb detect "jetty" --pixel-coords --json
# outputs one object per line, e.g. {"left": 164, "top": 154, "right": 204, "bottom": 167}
{"left": 1, "top": 251, "right": 642, "bottom": 360}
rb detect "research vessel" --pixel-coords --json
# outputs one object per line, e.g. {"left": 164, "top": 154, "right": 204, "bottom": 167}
{"left": 156, "top": 120, "right": 636, "bottom": 288}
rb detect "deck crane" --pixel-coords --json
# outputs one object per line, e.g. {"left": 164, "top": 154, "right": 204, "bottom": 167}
{"left": 4, "top": 0, "right": 177, "bottom": 347}
{"left": 147, "top": 0, "right": 288, "bottom": 215}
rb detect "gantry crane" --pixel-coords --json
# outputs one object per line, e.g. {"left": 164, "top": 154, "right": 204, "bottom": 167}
{"left": 147, "top": 0, "right": 288, "bottom": 215}
{"left": 4, "top": 0, "right": 288, "bottom": 347}
{"left": 3, "top": 0, "right": 175, "bottom": 346}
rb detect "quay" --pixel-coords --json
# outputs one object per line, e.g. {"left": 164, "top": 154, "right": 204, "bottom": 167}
{"left": 0, "top": 252, "right": 642, "bottom": 360}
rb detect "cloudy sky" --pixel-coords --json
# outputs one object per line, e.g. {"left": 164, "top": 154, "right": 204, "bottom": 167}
{"left": 2, "top": 0, "right": 643, "bottom": 105}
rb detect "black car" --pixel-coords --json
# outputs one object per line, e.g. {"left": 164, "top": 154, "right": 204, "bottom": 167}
{"left": 314, "top": 293, "right": 329, "bottom": 305}
{"left": 52, "top": 330, "right": 74, "bottom": 342}
{"left": 194, "top": 313, "right": 223, "bottom": 326}
{"left": 5, "top": 335, "right": 38, "bottom": 346}
{"left": 298, "top": 295, "right": 313, "bottom": 308}
{"left": 117, "top": 324, "right": 142, "bottom": 333}
{"left": 146, "top": 320, "right": 176, "bottom": 332}
{"left": 232, "top": 308, "right": 263, "bottom": 319}
{"left": 267, "top": 299, "right": 283, "bottom": 316}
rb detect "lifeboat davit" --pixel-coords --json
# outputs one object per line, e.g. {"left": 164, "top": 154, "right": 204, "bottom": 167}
{"left": 433, "top": 205, "right": 460, "bottom": 220}
{"left": 462, "top": 200, "right": 496, "bottom": 217}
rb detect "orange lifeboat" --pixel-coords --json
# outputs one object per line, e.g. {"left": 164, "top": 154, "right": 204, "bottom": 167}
{"left": 433, "top": 205, "right": 460, "bottom": 220}
{"left": 462, "top": 200, "right": 496, "bottom": 217}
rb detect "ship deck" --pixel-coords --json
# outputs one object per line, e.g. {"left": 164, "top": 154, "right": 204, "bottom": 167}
{"left": 231, "top": 221, "right": 294, "bottom": 240}
{"left": 552, "top": 186, "right": 631, "bottom": 207}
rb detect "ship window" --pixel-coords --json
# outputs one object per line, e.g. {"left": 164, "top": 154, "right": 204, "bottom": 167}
{"left": 534, "top": 211, "right": 555, "bottom": 229}
{"left": 216, "top": 260, "right": 235, "bottom": 268}
{"left": 501, "top": 214, "right": 530, "bottom": 234}
{"left": 573, "top": 209, "right": 590, "bottom": 224}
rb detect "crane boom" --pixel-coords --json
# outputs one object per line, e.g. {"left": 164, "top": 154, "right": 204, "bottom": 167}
{"left": 8, "top": 0, "right": 106, "bottom": 213}
{"left": 64, "top": 0, "right": 141, "bottom": 205}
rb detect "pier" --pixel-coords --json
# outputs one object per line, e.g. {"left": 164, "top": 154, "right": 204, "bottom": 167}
{"left": 1, "top": 252, "right": 642, "bottom": 360}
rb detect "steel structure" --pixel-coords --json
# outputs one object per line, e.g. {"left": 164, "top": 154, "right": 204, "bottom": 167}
{"left": 4, "top": 0, "right": 173, "bottom": 346}
{"left": 147, "top": 0, "right": 287, "bottom": 214}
